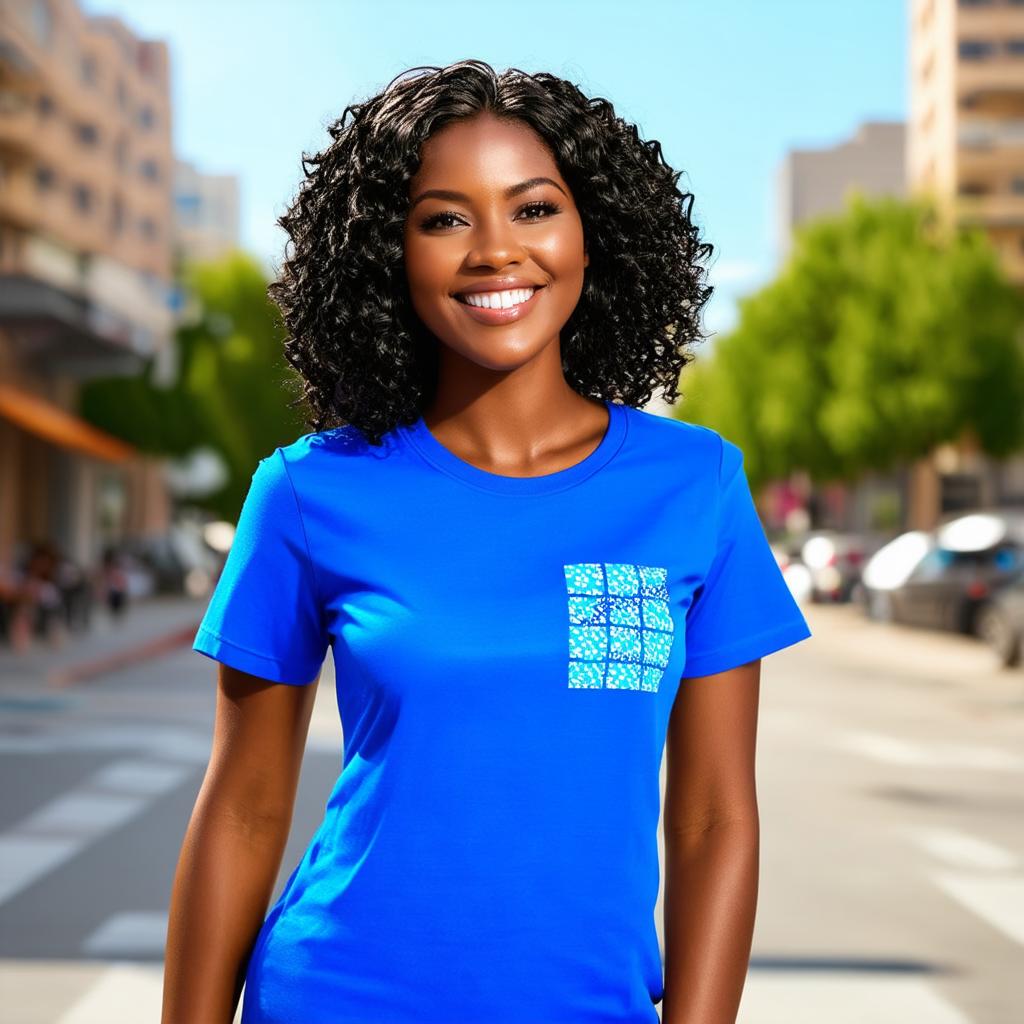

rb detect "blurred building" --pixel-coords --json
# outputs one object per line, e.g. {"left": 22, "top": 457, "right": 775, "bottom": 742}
{"left": 776, "top": 121, "right": 907, "bottom": 264}
{"left": 906, "top": 0, "right": 1024, "bottom": 524}
{"left": 0, "top": 0, "right": 175, "bottom": 574}
{"left": 911, "top": 0, "right": 1024, "bottom": 282}
{"left": 173, "top": 158, "right": 240, "bottom": 266}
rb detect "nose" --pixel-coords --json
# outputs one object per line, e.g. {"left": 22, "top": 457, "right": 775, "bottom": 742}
{"left": 464, "top": 210, "right": 528, "bottom": 269}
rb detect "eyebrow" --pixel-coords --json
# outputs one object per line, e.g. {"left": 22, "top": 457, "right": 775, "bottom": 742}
{"left": 409, "top": 176, "right": 568, "bottom": 211}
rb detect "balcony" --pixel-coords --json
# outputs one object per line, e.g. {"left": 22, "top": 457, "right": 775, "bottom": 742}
{"left": 956, "top": 190, "right": 1024, "bottom": 227}
{"left": 0, "top": 273, "right": 152, "bottom": 376}
{"left": 958, "top": 58, "right": 1024, "bottom": 100}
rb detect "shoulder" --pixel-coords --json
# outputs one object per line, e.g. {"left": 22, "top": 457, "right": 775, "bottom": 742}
{"left": 623, "top": 404, "right": 740, "bottom": 482}
{"left": 259, "top": 422, "right": 405, "bottom": 501}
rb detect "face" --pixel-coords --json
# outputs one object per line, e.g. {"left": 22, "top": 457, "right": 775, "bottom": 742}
{"left": 402, "top": 111, "right": 588, "bottom": 373}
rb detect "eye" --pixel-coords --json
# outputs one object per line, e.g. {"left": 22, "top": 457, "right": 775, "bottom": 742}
{"left": 516, "top": 200, "right": 561, "bottom": 221}
{"left": 419, "top": 210, "right": 464, "bottom": 231}
{"left": 418, "top": 200, "right": 562, "bottom": 232}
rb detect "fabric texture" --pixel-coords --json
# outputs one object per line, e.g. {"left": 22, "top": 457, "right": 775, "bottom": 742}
{"left": 192, "top": 400, "right": 812, "bottom": 1024}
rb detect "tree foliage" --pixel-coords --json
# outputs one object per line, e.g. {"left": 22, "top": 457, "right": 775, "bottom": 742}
{"left": 678, "top": 192, "right": 1024, "bottom": 491}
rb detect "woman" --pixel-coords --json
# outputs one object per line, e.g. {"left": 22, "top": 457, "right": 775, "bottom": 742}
{"left": 163, "top": 59, "right": 812, "bottom": 1024}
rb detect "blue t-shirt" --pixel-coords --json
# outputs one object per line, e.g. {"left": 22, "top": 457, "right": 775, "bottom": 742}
{"left": 192, "top": 399, "right": 812, "bottom": 1024}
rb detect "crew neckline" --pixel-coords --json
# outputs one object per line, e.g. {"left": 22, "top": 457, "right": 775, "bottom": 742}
{"left": 401, "top": 398, "right": 629, "bottom": 496}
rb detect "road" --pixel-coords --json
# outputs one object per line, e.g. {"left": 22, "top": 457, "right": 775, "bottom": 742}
{"left": 0, "top": 599, "right": 1021, "bottom": 1023}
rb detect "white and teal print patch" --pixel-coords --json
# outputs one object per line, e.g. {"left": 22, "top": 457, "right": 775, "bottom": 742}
{"left": 563, "top": 562, "right": 675, "bottom": 692}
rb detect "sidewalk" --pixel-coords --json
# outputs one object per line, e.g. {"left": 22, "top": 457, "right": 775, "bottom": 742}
{"left": 0, "top": 593, "right": 208, "bottom": 692}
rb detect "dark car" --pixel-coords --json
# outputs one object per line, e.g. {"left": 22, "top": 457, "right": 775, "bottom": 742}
{"left": 974, "top": 575, "right": 1024, "bottom": 668}
{"left": 855, "top": 510, "right": 1024, "bottom": 635}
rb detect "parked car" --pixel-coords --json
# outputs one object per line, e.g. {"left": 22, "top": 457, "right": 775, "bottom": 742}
{"left": 798, "top": 529, "right": 877, "bottom": 603}
{"left": 974, "top": 575, "right": 1024, "bottom": 668}
{"left": 124, "top": 518, "right": 222, "bottom": 595}
{"left": 854, "top": 510, "right": 1024, "bottom": 634}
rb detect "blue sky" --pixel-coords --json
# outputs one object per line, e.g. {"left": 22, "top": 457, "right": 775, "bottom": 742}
{"left": 84, "top": 0, "right": 908, "bottom": 338}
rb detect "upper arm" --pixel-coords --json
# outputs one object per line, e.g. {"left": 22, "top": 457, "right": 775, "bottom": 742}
{"left": 664, "top": 659, "right": 761, "bottom": 837}
{"left": 205, "top": 662, "right": 322, "bottom": 828}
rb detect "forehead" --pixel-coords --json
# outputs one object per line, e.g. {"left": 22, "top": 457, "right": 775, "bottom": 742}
{"left": 412, "top": 114, "right": 562, "bottom": 190}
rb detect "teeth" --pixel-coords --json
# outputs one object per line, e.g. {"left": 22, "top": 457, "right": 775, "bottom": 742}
{"left": 461, "top": 287, "right": 536, "bottom": 309}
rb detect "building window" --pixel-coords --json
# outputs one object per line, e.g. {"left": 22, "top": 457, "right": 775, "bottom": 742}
{"left": 73, "top": 183, "right": 94, "bottom": 213}
{"left": 114, "top": 136, "right": 129, "bottom": 171}
{"left": 111, "top": 194, "right": 125, "bottom": 234}
{"left": 34, "top": 165, "right": 56, "bottom": 191}
{"left": 1008, "top": 39, "right": 1024, "bottom": 56}
{"left": 139, "top": 216, "right": 158, "bottom": 241}
{"left": 959, "top": 40, "right": 996, "bottom": 60}
{"left": 958, "top": 0, "right": 995, "bottom": 6}
{"left": 138, "top": 104, "right": 155, "bottom": 130}
{"left": 80, "top": 53, "right": 98, "bottom": 86}
{"left": 175, "top": 192, "right": 201, "bottom": 227}
{"left": 74, "top": 121, "right": 99, "bottom": 146}
{"left": 1011, "top": 177, "right": 1024, "bottom": 194}
{"left": 29, "top": 0, "right": 53, "bottom": 46}
{"left": 959, "top": 181, "right": 990, "bottom": 196}
{"left": 37, "top": 93, "right": 54, "bottom": 117}
{"left": 139, "top": 158, "right": 160, "bottom": 183}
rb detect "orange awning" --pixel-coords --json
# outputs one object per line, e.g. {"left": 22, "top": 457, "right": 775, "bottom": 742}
{"left": 0, "top": 383, "right": 137, "bottom": 463}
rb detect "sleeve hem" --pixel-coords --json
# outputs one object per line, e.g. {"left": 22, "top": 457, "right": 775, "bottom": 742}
{"left": 681, "top": 616, "right": 812, "bottom": 679}
{"left": 192, "top": 625, "right": 322, "bottom": 686}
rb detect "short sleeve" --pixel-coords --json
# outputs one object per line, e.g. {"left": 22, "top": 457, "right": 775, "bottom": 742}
{"left": 192, "top": 448, "right": 329, "bottom": 686}
{"left": 681, "top": 434, "right": 812, "bottom": 678}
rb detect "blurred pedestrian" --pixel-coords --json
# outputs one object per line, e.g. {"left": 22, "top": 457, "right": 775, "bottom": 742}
{"left": 97, "top": 545, "right": 129, "bottom": 620}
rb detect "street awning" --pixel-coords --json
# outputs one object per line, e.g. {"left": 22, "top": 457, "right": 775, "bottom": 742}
{"left": 0, "top": 383, "right": 137, "bottom": 463}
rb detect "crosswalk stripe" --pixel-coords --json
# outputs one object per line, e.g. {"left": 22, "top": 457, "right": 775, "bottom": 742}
{"left": 56, "top": 962, "right": 165, "bottom": 1024}
{"left": 735, "top": 973, "right": 972, "bottom": 1024}
{"left": 81, "top": 912, "right": 169, "bottom": 957}
{"left": 0, "top": 759, "right": 192, "bottom": 909}
{"left": 836, "top": 731, "right": 1024, "bottom": 771}
{"left": 930, "top": 870, "right": 1024, "bottom": 946}
{"left": 893, "top": 825, "right": 1019, "bottom": 871}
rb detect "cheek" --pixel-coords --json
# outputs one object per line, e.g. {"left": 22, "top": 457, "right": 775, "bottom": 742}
{"left": 402, "top": 231, "right": 452, "bottom": 291}
{"left": 534, "top": 221, "right": 587, "bottom": 275}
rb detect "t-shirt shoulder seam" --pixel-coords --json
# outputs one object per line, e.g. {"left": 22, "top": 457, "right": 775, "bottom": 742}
{"left": 273, "top": 447, "right": 326, "bottom": 622}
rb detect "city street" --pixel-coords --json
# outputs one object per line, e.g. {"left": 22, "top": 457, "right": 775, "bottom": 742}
{"left": 0, "top": 599, "right": 1021, "bottom": 1023}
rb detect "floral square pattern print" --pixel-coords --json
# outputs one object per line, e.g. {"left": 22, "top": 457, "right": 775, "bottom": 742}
{"left": 563, "top": 562, "right": 675, "bottom": 692}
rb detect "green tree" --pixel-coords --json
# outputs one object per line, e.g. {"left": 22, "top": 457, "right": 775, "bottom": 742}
{"left": 678, "top": 192, "right": 1024, "bottom": 492}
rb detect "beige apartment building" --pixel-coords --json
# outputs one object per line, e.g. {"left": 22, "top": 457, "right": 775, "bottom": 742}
{"left": 907, "top": 0, "right": 1024, "bottom": 525}
{"left": 0, "top": 0, "right": 175, "bottom": 576}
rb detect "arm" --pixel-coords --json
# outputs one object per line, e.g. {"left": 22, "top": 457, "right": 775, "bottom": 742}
{"left": 161, "top": 663, "right": 321, "bottom": 1024}
{"left": 661, "top": 659, "right": 761, "bottom": 1024}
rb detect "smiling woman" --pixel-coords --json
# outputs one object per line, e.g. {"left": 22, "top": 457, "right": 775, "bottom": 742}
{"left": 166, "top": 58, "right": 813, "bottom": 1024}
{"left": 266, "top": 58, "right": 715, "bottom": 445}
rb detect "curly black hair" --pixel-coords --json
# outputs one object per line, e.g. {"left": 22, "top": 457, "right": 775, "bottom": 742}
{"left": 270, "top": 58, "right": 715, "bottom": 445}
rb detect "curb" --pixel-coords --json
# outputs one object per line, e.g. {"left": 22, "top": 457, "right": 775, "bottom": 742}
{"left": 47, "top": 621, "right": 202, "bottom": 689}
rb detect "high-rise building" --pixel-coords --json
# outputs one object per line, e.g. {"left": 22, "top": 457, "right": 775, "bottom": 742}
{"left": 910, "top": 0, "right": 1024, "bottom": 283}
{"left": 0, "top": 0, "right": 175, "bottom": 573}
{"left": 908, "top": 0, "right": 1024, "bottom": 515}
